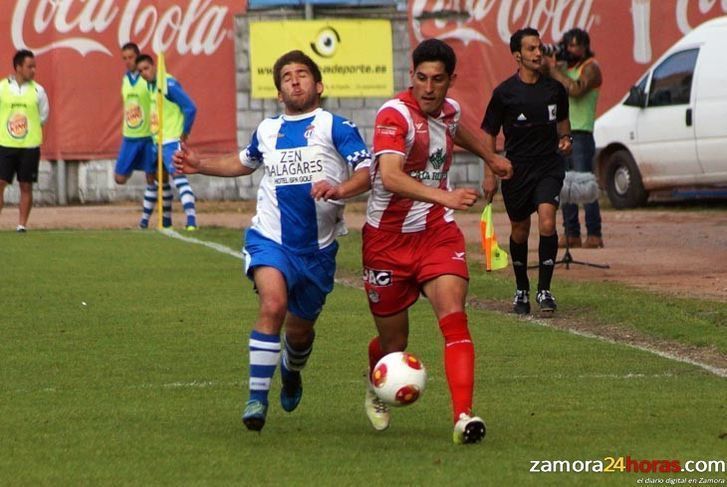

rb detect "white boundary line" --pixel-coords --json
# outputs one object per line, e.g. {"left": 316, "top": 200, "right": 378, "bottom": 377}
{"left": 522, "top": 317, "right": 727, "bottom": 378}
{"left": 160, "top": 229, "right": 727, "bottom": 379}
{"left": 161, "top": 228, "right": 243, "bottom": 259}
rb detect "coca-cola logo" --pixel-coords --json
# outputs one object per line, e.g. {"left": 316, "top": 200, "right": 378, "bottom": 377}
{"left": 676, "top": 0, "right": 727, "bottom": 34}
{"left": 410, "top": 0, "right": 596, "bottom": 46}
{"left": 12, "top": 0, "right": 230, "bottom": 57}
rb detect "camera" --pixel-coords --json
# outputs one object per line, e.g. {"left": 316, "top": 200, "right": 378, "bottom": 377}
{"left": 541, "top": 41, "right": 572, "bottom": 63}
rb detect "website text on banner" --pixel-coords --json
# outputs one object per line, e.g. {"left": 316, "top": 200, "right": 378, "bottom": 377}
{"left": 250, "top": 20, "right": 393, "bottom": 99}
{"left": 0, "top": 0, "right": 243, "bottom": 159}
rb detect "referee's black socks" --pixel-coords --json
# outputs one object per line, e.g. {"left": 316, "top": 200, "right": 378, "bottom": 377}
{"left": 538, "top": 234, "right": 558, "bottom": 291}
{"left": 509, "top": 237, "right": 530, "bottom": 291}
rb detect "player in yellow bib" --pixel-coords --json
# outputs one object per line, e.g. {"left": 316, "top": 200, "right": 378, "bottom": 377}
{"left": 114, "top": 43, "right": 168, "bottom": 228}
{"left": 137, "top": 54, "right": 198, "bottom": 230}
{"left": 0, "top": 50, "right": 49, "bottom": 233}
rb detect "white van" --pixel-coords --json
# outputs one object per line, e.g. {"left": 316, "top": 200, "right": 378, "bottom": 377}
{"left": 594, "top": 16, "right": 727, "bottom": 208}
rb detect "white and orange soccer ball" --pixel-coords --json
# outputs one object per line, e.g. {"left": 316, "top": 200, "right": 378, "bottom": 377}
{"left": 371, "top": 352, "right": 427, "bottom": 407}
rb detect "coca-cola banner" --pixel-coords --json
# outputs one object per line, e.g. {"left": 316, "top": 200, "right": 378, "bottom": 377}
{"left": 0, "top": 0, "right": 245, "bottom": 160}
{"left": 409, "top": 0, "right": 727, "bottom": 134}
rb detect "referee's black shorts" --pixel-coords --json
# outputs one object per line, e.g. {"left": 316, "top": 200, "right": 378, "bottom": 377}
{"left": 501, "top": 156, "right": 565, "bottom": 222}
{"left": 0, "top": 146, "right": 41, "bottom": 184}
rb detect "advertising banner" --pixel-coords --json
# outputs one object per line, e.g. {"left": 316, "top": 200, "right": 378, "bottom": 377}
{"left": 250, "top": 19, "right": 394, "bottom": 98}
{"left": 0, "top": 0, "right": 244, "bottom": 159}
{"left": 408, "top": 0, "right": 727, "bottom": 135}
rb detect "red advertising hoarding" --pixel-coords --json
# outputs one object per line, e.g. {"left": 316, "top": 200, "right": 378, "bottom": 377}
{"left": 408, "top": 0, "right": 727, "bottom": 134}
{"left": 0, "top": 0, "right": 245, "bottom": 160}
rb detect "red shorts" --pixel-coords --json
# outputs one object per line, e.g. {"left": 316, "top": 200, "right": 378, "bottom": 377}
{"left": 362, "top": 222, "right": 469, "bottom": 317}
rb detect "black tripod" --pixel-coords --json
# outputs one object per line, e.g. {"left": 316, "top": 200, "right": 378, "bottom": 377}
{"left": 529, "top": 173, "right": 610, "bottom": 270}
{"left": 555, "top": 236, "right": 610, "bottom": 269}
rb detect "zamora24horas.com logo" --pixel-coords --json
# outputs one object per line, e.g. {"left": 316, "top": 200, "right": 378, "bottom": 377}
{"left": 529, "top": 456, "right": 726, "bottom": 476}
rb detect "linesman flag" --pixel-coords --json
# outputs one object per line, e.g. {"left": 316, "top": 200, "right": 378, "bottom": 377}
{"left": 480, "top": 203, "right": 509, "bottom": 272}
{"left": 155, "top": 51, "right": 168, "bottom": 229}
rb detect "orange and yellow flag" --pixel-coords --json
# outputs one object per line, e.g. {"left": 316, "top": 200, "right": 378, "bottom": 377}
{"left": 480, "top": 203, "right": 509, "bottom": 272}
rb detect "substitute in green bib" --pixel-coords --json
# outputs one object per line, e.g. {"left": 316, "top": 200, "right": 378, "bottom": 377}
{"left": 115, "top": 42, "right": 162, "bottom": 229}
{"left": 543, "top": 28, "right": 604, "bottom": 249}
{"left": 0, "top": 49, "right": 49, "bottom": 233}
{"left": 137, "top": 53, "right": 198, "bottom": 231}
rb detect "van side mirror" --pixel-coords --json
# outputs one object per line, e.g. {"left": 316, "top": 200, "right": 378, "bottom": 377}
{"left": 624, "top": 86, "right": 646, "bottom": 107}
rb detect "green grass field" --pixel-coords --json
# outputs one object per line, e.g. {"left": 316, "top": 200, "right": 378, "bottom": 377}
{"left": 1, "top": 229, "right": 725, "bottom": 486}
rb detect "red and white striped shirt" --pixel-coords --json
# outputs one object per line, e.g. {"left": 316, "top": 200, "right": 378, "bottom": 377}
{"left": 367, "top": 89, "right": 460, "bottom": 233}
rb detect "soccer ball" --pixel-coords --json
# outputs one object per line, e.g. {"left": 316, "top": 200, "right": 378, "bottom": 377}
{"left": 371, "top": 352, "right": 427, "bottom": 407}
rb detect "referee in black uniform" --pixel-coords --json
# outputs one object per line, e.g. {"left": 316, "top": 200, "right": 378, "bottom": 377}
{"left": 481, "top": 27, "right": 572, "bottom": 315}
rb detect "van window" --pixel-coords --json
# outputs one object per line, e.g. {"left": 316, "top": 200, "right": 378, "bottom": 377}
{"left": 624, "top": 75, "right": 648, "bottom": 106}
{"left": 647, "top": 48, "right": 699, "bottom": 107}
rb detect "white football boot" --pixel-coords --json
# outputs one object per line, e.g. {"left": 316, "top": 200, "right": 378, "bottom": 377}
{"left": 453, "top": 412, "right": 486, "bottom": 444}
{"left": 364, "top": 379, "right": 391, "bottom": 431}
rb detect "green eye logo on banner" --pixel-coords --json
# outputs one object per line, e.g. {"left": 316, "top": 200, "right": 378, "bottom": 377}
{"left": 250, "top": 19, "right": 393, "bottom": 98}
{"left": 311, "top": 27, "right": 340, "bottom": 58}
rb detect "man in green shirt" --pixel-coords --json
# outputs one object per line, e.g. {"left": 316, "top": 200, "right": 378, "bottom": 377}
{"left": 0, "top": 50, "right": 49, "bottom": 233}
{"left": 544, "top": 28, "right": 604, "bottom": 249}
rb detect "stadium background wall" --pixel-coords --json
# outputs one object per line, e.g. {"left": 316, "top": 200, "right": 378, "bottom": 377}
{"left": 4, "top": 6, "right": 483, "bottom": 206}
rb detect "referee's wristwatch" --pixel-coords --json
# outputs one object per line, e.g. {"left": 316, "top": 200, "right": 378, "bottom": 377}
{"left": 559, "top": 134, "right": 573, "bottom": 143}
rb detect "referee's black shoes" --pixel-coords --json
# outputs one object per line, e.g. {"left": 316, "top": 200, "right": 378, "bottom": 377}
{"left": 512, "top": 290, "right": 530, "bottom": 315}
{"left": 536, "top": 290, "right": 557, "bottom": 314}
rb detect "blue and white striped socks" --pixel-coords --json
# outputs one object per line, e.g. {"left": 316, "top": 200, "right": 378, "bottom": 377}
{"left": 173, "top": 176, "right": 197, "bottom": 228}
{"left": 281, "top": 333, "right": 314, "bottom": 375}
{"left": 139, "top": 183, "right": 173, "bottom": 228}
{"left": 248, "top": 330, "right": 281, "bottom": 405}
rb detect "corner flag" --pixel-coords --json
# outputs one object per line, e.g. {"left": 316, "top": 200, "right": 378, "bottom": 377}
{"left": 155, "top": 51, "right": 167, "bottom": 229}
{"left": 480, "top": 203, "right": 509, "bottom": 272}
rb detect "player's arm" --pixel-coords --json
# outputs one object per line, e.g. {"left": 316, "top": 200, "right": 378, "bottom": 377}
{"left": 37, "top": 84, "right": 50, "bottom": 125}
{"left": 453, "top": 124, "right": 512, "bottom": 180}
{"left": 312, "top": 165, "right": 371, "bottom": 201}
{"left": 379, "top": 153, "right": 476, "bottom": 210}
{"left": 547, "top": 60, "right": 602, "bottom": 98}
{"left": 481, "top": 134, "right": 499, "bottom": 203}
{"left": 312, "top": 116, "right": 373, "bottom": 200}
{"left": 477, "top": 90, "right": 510, "bottom": 201}
{"left": 557, "top": 119, "right": 572, "bottom": 155}
{"left": 173, "top": 142, "right": 255, "bottom": 177}
{"left": 167, "top": 79, "right": 197, "bottom": 139}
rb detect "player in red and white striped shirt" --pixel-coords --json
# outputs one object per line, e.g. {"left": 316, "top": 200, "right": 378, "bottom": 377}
{"left": 363, "top": 39, "right": 512, "bottom": 444}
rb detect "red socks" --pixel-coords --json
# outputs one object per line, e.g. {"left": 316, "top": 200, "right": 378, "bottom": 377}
{"left": 439, "top": 311, "right": 475, "bottom": 423}
{"left": 368, "top": 336, "right": 384, "bottom": 382}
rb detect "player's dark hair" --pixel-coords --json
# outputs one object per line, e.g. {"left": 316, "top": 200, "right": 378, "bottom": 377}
{"left": 563, "top": 28, "right": 594, "bottom": 59}
{"left": 273, "top": 50, "right": 322, "bottom": 91}
{"left": 412, "top": 39, "right": 456, "bottom": 76}
{"left": 136, "top": 54, "right": 154, "bottom": 66}
{"left": 13, "top": 49, "right": 34, "bottom": 69}
{"left": 510, "top": 27, "right": 540, "bottom": 53}
{"left": 121, "top": 42, "right": 140, "bottom": 55}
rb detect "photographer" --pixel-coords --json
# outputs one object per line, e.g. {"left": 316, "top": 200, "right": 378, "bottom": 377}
{"left": 543, "top": 28, "right": 604, "bottom": 249}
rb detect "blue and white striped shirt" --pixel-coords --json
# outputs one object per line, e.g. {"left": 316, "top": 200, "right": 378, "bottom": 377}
{"left": 239, "top": 108, "right": 371, "bottom": 254}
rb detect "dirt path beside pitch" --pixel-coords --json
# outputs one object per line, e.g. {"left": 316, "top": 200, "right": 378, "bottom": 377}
{"left": 2, "top": 200, "right": 726, "bottom": 301}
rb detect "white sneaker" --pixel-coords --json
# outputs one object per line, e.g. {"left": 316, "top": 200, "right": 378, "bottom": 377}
{"left": 364, "top": 380, "right": 390, "bottom": 431}
{"left": 452, "top": 413, "right": 486, "bottom": 444}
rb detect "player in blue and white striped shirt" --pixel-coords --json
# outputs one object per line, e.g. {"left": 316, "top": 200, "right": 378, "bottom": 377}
{"left": 173, "top": 50, "right": 371, "bottom": 432}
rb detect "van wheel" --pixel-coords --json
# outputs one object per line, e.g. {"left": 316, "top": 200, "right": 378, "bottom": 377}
{"left": 604, "top": 150, "right": 648, "bottom": 208}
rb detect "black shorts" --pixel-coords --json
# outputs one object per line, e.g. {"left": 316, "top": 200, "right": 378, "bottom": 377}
{"left": 0, "top": 146, "right": 41, "bottom": 183}
{"left": 501, "top": 157, "right": 565, "bottom": 222}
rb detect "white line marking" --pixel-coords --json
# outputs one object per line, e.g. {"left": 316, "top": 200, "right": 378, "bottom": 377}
{"left": 159, "top": 230, "right": 727, "bottom": 379}
{"left": 160, "top": 228, "right": 243, "bottom": 259}
{"left": 522, "top": 316, "right": 727, "bottom": 378}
